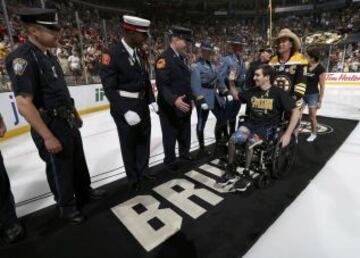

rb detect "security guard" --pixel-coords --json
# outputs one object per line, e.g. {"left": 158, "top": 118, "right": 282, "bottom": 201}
{"left": 0, "top": 113, "right": 24, "bottom": 245}
{"left": 5, "top": 8, "right": 105, "bottom": 225}
{"left": 155, "top": 26, "right": 194, "bottom": 170}
{"left": 99, "top": 15, "right": 157, "bottom": 192}
{"left": 218, "top": 35, "right": 247, "bottom": 137}
{"left": 191, "top": 38, "right": 226, "bottom": 157}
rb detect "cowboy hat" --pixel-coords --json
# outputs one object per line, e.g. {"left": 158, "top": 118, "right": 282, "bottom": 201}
{"left": 274, "top": 28, "right": 301, "bottom": 50}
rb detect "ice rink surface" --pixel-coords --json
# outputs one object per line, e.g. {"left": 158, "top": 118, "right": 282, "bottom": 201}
{"left": 1, "top": 85, "right": 359, "bottom": 258}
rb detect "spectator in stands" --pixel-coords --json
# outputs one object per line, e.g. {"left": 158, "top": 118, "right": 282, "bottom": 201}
{"left": 68, "top": 50, "right": 82, "bottom": 83}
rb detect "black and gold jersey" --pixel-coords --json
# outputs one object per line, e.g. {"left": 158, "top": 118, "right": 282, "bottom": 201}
{"left": 269, "top": 52, "right": 308, "bottom": 107}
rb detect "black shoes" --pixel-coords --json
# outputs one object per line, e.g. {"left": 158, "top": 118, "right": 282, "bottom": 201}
{"left": 0, "top": 223, "right": 25, "bottom": 246}
{"left": 232, "top": 170, "right": 252, "bottom": 192}
{"left": 164, "top": 162, "right": 178, "bottom": 172}
{"left": 144, "top": 173, "right": 157, "bottom": 180}
{"left": 131, "top": 182, "right": 141, "bottom": 193}
{"left": 197, "top": 148, "right": 212, "bottom": 159}
{"left": 88, "top": 188, "right": 106, "bottom": 201}
{"left": 179, "top": 154, "right": 195, "bottom": 162}
{"left": 59, "top": 206, "right": 86, "bottom": 225}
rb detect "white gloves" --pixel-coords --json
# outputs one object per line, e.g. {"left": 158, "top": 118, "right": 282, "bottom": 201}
{"left": 226, "top": 95, "right": 234, "bottom": 102}
{"left": 150, "top": 102, "right": 159, "bottom": 113}
{"left": 124, "top": 111, "right": 141, "bottom": 126}
{"left": 201, "top": 103, "right": 209, "bottom": 110}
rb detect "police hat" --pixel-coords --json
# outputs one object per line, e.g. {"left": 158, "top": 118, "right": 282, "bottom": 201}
{"left": 259, "top": 48, "right": 273, "bottom": 55}
{"left": 17, "top": 8, "right": 60, "bottom": 31}
{"left": 169, "top": 26, "right": 193, "bottom": 42}
{"left": 200, "top": 38, "right": 215, "bottom": 51}
{"left": 226, "top": 35, "right": 245, "bottom": 45}
{"left": 122, "top": 15, "right": 151, "bottom": 34}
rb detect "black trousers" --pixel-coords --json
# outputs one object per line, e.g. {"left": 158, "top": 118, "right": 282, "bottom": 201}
{"left": 31, "top": 118, "right": 91, "bottom": 208}
{"left": 111, "top": 105, "right": 151, "bottom": 185}
{"left": 159, "top": 112, "right": 191, "bottom": 165}
{"left": 0, "top": 151, "right": 18, "bottom": 228}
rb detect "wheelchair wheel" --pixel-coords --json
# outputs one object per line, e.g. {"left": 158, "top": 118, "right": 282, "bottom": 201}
{"left": 254, "top": 172, "right": 271, "bottom": 189}
{"left": 271, "top": 134, "right": 296, "bottom": 179}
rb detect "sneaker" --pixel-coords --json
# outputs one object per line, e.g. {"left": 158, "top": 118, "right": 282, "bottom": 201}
{"left": 217, "top": 172, "right": 237, "bottom": 186}
{"left": 307, "top": 133, "right": 317, "bottom": 142}
{"left": 232, "top": 176, "right": 252, "bottom": 192}
{"left": 217, "top": 165, "right": 237, "bottom": 186}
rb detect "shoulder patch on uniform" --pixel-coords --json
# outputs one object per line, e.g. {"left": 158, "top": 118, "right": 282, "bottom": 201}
{"left": 102, "top": 53, "right": 111, "bottom": 65}
{"left": 12, "top": 58, "right": 28, "bottom": 76}
{"left": 156, "top": 58, "right": 166, "bottom": 69}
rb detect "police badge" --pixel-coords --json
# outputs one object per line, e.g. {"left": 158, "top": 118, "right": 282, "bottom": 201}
{"left": 12, "top": 58, "right": 28, "bottom": 76}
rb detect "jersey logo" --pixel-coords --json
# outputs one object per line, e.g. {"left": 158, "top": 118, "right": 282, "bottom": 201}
{"left": 251, "top": 97, "right": 274, "bottom": 110}
{"left": 12, "top": 58, "right": 28, "bottom": 76}
{"left": 274, "top": 75, "right": 292, "bottom": 92}
{"left": 102, "top": 53, "right": 111, "bottom": 65}
{"left": 156, "top": 58, "right": 166, "bottom": 69}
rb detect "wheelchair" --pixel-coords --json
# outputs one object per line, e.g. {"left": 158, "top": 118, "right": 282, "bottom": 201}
{"left": 233, "top": 114, "right": 297, "bottom": 189}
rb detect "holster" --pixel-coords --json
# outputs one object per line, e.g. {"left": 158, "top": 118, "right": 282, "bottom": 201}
{"left": 39, "top": 105, "right": 77, "bottom": 129}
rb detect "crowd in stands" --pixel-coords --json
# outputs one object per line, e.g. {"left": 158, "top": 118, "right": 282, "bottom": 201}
{"left": 0, "top": 0, "right": 359, "bottom": 92}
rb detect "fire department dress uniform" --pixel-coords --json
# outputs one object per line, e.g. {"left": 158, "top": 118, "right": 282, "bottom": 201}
{"left": 99, "top": 16, "right": 156, "bottom": 191}
{"left": 155, "top": 26, "right": 194, "bottom": 168}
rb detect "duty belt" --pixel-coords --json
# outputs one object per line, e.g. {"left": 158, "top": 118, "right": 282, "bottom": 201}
{"left": 118, "top": 90, "right": 146, "bottom": 99}
{"left": 39, "top": 106, "right": 77, "bottom": 129}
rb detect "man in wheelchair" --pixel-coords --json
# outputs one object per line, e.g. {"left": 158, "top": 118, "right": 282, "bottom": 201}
{"left": 217, "top": 64, "right": 301, "bottom": 191}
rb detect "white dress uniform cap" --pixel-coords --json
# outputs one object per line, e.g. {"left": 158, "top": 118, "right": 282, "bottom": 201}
{"left": 122, "top": 15, "right": 151, "bottom": 33}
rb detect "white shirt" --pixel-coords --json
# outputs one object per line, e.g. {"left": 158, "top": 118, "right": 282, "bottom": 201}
{"left": 121, "top": 38, "right": 135, "bottom": 57}
{"left": 121, "top": 38, "right": 141, "bottom": 64}
{"left": 68, "top": 55, "right": 81, "bottom": 70}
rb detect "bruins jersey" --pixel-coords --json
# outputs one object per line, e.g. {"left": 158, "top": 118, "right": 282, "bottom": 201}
{"left": 269, "top": 52, "right": 308, "bottom": 107}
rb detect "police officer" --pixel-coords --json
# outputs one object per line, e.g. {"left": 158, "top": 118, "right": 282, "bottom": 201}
{"left": 155, "top": 26, "right": 194, "bottom": 170}
{"left": 5, "top": 8, "right": 105, "bottom": 225}
{"left": 191, "top": 38, "right": 226, "bottom": 158}
{"left": 0, "top": 113, "right": 24, "bottom": 245}
{"left": 245, "top": 48, "right": 273, "bottom": 89}
{"left": 99, "top": 15, "right": 157, "bottom": 193}
{"left": 218, "top": 35, "right": 247, "bottom": 137}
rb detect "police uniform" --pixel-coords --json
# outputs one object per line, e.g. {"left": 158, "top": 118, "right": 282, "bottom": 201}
{"left": 218, "top": 36, "right": 247, "bottom": 136}
{"left": 155, "top": 26, "right": 194, "bottom": 168}
{"left": 269, "top": 29, "right": 308, "bottom": 108}
{"left": 5, "top": 8, "right": 104, "bottom": 224}
{"left": 0, "top": 113, "right": 24, "bottom": 244}
{"left": 191, "top": 38, "right": 225, "bottom": 155}
{"left": 99, "top": 16, "right": 156, "bottom": 191}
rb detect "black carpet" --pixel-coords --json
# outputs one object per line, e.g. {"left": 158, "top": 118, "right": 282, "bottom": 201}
{"left": 0, "top": 116, "right": 358, "bottom": 258}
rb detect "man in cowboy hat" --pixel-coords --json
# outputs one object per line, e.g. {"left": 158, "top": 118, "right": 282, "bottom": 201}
{"left": 99, "top": 15, "right": 157, "bottom": 193}
{"left": 269, "top": 29, "right": 308, "bottom": 109}
{"left": 218, "top": 35, "right": 247, "bottom": 142}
